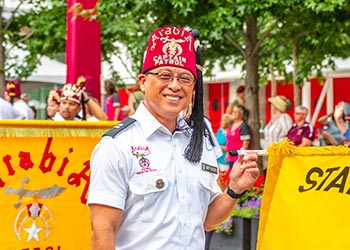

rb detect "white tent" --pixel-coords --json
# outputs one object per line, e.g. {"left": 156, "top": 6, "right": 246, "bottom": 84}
{"left": 25, "top": 56, "right": 66, "bottom": 84}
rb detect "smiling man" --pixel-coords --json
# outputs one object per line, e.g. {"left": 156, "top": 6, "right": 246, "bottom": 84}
{"left": 87, "top": 26, "right": 260, "bottom": 250}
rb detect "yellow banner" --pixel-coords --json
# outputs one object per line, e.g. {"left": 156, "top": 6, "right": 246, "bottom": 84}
{"left": 258, "top": 140, "right": 350, "bottom": 250}
{"left": 0, "top": 120, "right": 116, "bottom": 250}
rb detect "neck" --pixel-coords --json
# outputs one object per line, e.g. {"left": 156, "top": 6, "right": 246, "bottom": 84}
{"left": 296, "top": 120, "right": 305, "bottom": 126}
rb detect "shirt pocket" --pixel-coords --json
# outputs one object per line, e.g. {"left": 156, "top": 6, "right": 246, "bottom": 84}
{"left": 129, "top": 173, "right": 168, "bottom": 221}
{"left": 198, "top": 171, "right": 218, "bottom": 211}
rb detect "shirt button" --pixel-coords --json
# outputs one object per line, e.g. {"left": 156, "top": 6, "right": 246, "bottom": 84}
{"left": 156, "top": 179, "right": 164, "bottom": 189}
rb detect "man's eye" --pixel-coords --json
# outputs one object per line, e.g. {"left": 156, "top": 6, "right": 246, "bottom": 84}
{"left": 159, "top": 73, "right": 172, "bottom": 80}
{"left": 179, "top": 76, "right": 191, "bottom": 81}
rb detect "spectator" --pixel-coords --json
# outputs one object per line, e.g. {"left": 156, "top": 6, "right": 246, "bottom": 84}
{"left": 104, "top": 79, "right": 121, "bottom": 121}
{"left": 264, "top": 95, "right": 292, "bottom": 149}
{"left": 4, "top": 81, "right": 34, "bottom": 120}
{"left": 121, "top": 105, "right": 131, "bottom": 118}
{"left": 128, "top": 81, "right": 145, "bottom": 115}
{"left": 46, "top": 89, "right": 62, "bottom": 119}
{"left": 286, "top": 105, "right": 315, "bottom": 146}
{"left": 226, "top": 104, "right": 251, "bottom": 167}
{"left": 226, "top": 84, "right": 246, "bottom": 115}
{"left": 216, "top": 113, "right": 233, "bottom": 171}
{"left": 334, "top": 101, "right": 350, "bottom": 146}
{"left": 21, "top": 92, "right": 37, "bottom": 118}
{"left": 0, "top": 97, "right": 24, "bottom": 119}
{"left": 318, "top": 112, "right": 344, "bottom": 145}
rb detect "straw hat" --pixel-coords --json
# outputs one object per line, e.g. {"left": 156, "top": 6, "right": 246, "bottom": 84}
{"left": 268, "top": 95, "right": 290, "bottom": 112}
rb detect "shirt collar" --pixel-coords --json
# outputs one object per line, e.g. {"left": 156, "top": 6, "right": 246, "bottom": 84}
{"left": 132, "top": 102, "right": 191, "bottom": 139}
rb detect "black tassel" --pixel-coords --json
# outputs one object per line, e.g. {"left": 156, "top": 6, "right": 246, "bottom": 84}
{"left": 184, "top": 29, "right": 214, "bottom": 163}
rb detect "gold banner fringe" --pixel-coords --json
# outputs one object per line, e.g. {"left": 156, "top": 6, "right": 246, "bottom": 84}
{"left": 268, "top": 139, "right": 350, "bottom": 156}
{"left": 0, "top": 120, "right": 118, "bottom": 138}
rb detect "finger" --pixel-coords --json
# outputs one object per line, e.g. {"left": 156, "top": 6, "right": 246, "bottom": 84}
{"left": 242, "top": 152, "right": 258, "bottom": 162}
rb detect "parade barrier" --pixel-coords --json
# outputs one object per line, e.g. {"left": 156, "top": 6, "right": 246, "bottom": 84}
{"left": 0, "top": 120, "right": 116, "bottom": 250}
{"left": 258, "top": 140, "right": 350, "bottom": 250}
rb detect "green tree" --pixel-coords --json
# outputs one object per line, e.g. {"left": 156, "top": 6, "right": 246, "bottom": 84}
{"left": 94, "top": 0, "right": 350, "bottom": 149}
{"left": 0, "top": 0, "right": 66, "bottom": 94}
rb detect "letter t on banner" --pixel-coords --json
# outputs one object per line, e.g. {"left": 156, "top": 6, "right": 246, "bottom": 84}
{"left": 66, "top": 0, "right": 101, "bottom": 101}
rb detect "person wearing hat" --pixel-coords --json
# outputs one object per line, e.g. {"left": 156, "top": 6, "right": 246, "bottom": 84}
{"left": 87, "top": 26, "right": 259, "bottom": 250}
{"left": 264, "top": 95, "right": 293, "bottom": 149}
{"left": 52, "top": 81, "right": 106, "bottom": 121}
{"left": 46, "top": 89, "right": 62, "bottom": 119}
{"left": 286, "top": 105, "right": 315, "bottom": 146}
{"left": 4, "top": 81, "right": 34, "bottom": 120}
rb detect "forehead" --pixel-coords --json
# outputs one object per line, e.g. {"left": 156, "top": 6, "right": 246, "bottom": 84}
{"left": 152, "top": 66, "right": 194, "bottom": 76}
{"left": 295, "top": 107, "right": 305, "bottom": 113}
{"left": 61, "top": 99, "right": 79, "bottom": 106}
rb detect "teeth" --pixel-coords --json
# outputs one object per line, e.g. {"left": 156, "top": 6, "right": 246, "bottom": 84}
{"left": 166, "top": 95, "right": 179, "bottom": 101}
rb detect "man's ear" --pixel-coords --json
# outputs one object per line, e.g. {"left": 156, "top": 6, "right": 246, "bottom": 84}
{"left": 138, "top": 74, "right": 146, "bottom": 92}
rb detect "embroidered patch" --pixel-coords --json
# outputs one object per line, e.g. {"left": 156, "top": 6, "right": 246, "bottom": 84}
{"left": 131, "top": 145, "right": 157, "bottom": 175}
{"left": 201, "top": 163, "right": 217, "bottom": 174}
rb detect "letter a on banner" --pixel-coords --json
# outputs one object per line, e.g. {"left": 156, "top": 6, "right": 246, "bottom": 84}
{"left": 257, "top": 140, "right": 350, "bottom": 250}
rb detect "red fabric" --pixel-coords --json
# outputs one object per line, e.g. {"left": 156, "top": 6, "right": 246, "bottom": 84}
{"left": 141, "top": 27, "right": 197, "bottom": 79}
{"left": 6, "top": 81, "right": 21, "bottom": 96}
{"left": 66, "top": 0, "right": 101, "bottom": 101}
{"left": 61, "top": 83, "right": 82, "bottom": 104}
{"left": 47, "top": 89, "right": 62, "bottom": 104}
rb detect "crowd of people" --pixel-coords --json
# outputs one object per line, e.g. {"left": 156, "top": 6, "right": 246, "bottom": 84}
{"left": 0, "top": 77, "right": 144, "bottom": 122}
{"left": 214, "top": 85, "right": 350, "bottom": 187}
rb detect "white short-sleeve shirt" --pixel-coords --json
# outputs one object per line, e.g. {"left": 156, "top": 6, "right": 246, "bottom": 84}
{"left": 88, "top": 103, "right": 222, "bottom": 250}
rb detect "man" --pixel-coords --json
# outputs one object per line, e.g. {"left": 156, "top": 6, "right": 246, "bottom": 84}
{"left": 87, "top": 26, "right": 259, "bottom": 250}
{"left": 0, "top": 97, "right": 24, "bottom": 119}
{"left": 4, "top": 81, "right": 34, "bottom": 120}
{"left": 52, "top": 82, "right": 106, "bottom": 121}
{"left": 286, "top": 105, "right": 315, "bottom": 146}
{"left": 21, "top": 92, "right": 37, "bottom": 118}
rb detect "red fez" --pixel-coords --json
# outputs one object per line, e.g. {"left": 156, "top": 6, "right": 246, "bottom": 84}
{"left": 141, "top": 26, "right": 197, "bottom": 79}
{"left": 47, "top": 89, "right": 62, "bottom": 105}
{"left": 5, "top": 81, "right": 21, "bottom": 97}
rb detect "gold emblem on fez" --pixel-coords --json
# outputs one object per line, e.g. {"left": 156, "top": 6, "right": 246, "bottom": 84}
{"left": 162, "top": 38, "right": 183, "bottom": 57}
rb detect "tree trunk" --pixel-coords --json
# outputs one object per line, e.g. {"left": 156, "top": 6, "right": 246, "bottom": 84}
{"left": 0, "top": 6, "right": 5, "bottom": 96}
{"left": 269, "top": 64, "right": 277, "bottom": 117}
{"left": 292, "top": 42, "right": 301, "bottom": 106}
{"left": 245, "top": 17, "right": 261, "bottom": 150}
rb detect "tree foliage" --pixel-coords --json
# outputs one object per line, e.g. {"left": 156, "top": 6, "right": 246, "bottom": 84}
{"left": 1, "top": 0, "right": 349, "bottom": 149}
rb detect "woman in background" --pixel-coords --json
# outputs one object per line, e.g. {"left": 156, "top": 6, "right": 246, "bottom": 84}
{"left": 264, "top": 95, "right": 292, "bottom": 149}
{"left": 226, "top": 104, "right": 251, "bottom": 167}
{"left": 46, "top": 89, "right": 62, "bottom": 119}
{"left": 128, "top": 82, "right": 144, "bottom": 115}
{"left": 216, "top": 113, "right": 233, "bottom": 172}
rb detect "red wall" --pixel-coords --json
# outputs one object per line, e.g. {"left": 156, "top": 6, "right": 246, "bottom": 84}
{"left": 208, "top": 82, "right": 229, "bottom": 133}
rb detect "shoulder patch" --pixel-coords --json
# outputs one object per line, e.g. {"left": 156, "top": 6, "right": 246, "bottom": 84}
{"left": 103, "top": 117, "right": 136, "bottom": 138}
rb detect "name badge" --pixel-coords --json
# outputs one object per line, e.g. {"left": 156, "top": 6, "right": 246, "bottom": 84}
{"left": 201, "top": 163, "right": 217, "bottom": 174}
